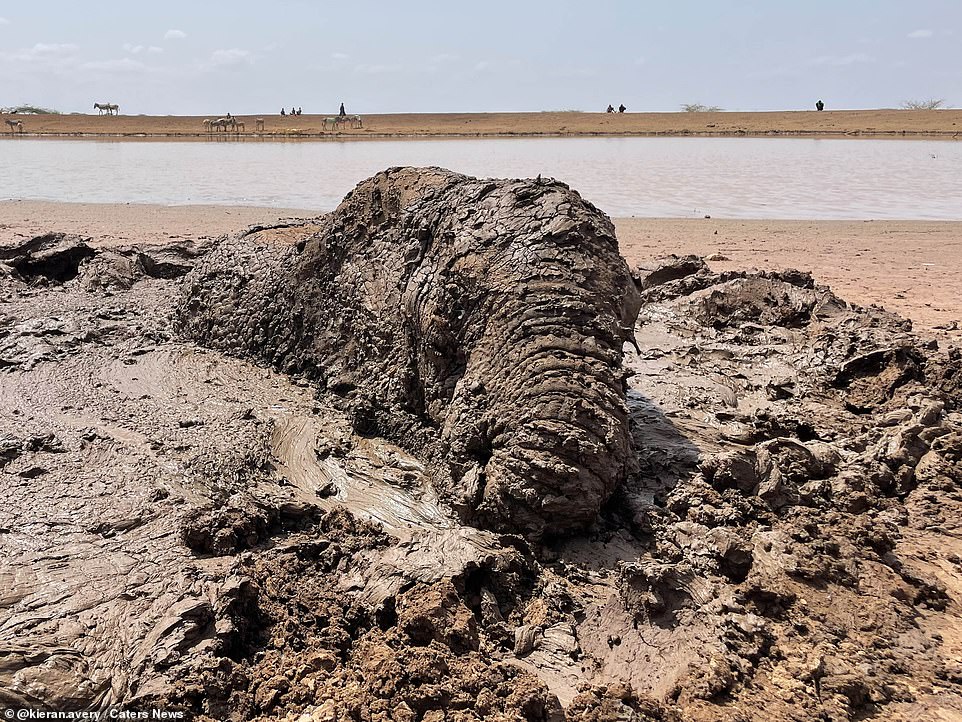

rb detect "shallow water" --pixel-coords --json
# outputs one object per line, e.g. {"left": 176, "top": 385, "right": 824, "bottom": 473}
{"left": 2, "top": 136, "right": 960, "bottom": 219}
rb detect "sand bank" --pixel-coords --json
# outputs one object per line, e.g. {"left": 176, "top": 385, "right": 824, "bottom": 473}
{"left": 616, "top": 218, "right": 962, "bottom": 339}
{"left": 2, "top": 200, "right": 959, "bottom": 339}
{"left": 2, "top": 109, "right": 961, "bottom": 140}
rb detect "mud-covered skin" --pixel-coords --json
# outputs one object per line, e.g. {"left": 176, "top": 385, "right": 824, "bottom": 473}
{"left": 177, "top": 167, "right": 641, "bottom": 538}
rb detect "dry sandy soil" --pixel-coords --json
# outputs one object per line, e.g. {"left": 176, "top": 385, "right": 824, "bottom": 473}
{"left": 615, "top": 218, "right": 962, "bottom": 342}
{"left": 2, "top": 109, "right": 961, "bottom": 139}
{"left": 2, "top": 188, "right": 961, "bottom": 721}
{"left": 2, "top": 201, "right": 959, "bottom": 339}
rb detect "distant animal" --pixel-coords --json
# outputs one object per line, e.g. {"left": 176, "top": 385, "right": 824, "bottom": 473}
{"left": 94, "top": 102, "right": 119, "bottom": 116}
{"left": 323, "top": 117, "right": 339, "bottom": 131}
{"left": 255, "top": 118, "right": 265, "bottom": 132}
{"left": 203, "top": 119, "right": 212, "bottom": 132}
{"left": 233, "top": 121, "right": 245, "bottom": 133}
{"left": 5, "top": 119, "right": 24, "bottom": 134}
{"left": 349, "top": 114, "right": 363, "bottom": 129}
{"left": 209, "top": 118, "right": 231, "bottom": 132}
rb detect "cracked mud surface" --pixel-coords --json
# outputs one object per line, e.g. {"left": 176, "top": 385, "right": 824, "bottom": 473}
{"left": 1, "top": 169, "right": 961, "bottom": 721}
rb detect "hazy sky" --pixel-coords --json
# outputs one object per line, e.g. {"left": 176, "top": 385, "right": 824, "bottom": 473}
{"left": 0, "top": 1, "right": 958, "bottom": 115}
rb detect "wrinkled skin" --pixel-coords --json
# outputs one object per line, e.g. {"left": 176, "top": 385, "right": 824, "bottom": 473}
{"left": 177, "top": 167, "right": 641, "bottom": 538}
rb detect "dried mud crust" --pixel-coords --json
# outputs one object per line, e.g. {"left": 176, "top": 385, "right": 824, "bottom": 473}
{"left": 610, "top": 256, "right": 962, "bottom": 720}
{"left": 176, "top": 168, "right": 641, "bottom": 540}
{"left": 0, "top": 172, "right": 961, "bottom": 721}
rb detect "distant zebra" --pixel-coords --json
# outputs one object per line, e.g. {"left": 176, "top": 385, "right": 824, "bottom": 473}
{"left": 255, "top": 118, "right": 265, "bottom": 132}
{"left": 349, "top": 114, "right": 363, "bottom": 129}
{"left": 5, "top": 119, "right": 23, "bottom": 134}
{"left": 94, "top": 102, "right": 119, "bottom": 116}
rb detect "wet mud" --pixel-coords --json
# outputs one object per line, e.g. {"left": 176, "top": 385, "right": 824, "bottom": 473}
{"left": 1, "top": 170, "right": 961, "bottom": 721}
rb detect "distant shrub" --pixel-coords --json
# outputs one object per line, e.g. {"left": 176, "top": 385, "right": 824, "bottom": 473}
{"left": 681, "top": 104, "right": 722, "bottom": 112}
{"left": 900, "top": 99, "right": 947, "bottom": 110}
{"left": 1, "top": 105, "right": 61, "bottom": 114}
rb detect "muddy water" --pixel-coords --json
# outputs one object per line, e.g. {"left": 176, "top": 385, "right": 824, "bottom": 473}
{"left": 2, "top": 136, "right": 960, "bottom": 219}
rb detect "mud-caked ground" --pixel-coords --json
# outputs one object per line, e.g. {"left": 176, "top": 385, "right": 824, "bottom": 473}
{"left": 1, "top": 181, "right": 961, "bottom": 721}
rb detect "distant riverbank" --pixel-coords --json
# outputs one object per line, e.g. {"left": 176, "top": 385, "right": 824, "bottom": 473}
{"left": 1, "top": 109, "right": 960, "bottom": 140}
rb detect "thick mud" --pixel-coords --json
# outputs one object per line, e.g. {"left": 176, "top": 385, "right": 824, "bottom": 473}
{"left": 1, "top": 171, "right": 961, "bottom": 721}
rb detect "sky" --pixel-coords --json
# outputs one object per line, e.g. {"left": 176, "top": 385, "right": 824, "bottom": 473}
{"left": 0, "top": 1, "right": 959, "bottom": 115}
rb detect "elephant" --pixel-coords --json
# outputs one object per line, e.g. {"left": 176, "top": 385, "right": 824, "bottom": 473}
{"left": 177, "top": 167, "right": 641, "bottom": 538}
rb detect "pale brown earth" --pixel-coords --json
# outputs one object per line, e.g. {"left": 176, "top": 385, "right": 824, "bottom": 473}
{"left": 615, "top": 218, "right": 962, "bottom": 343}
{"left": 1, "top": 183, "right": 961, "bottom": 721}
{"left": 0, "top": 201, "right": 308, "bottom": 248}
{"left": 2, "top": 109, "right": 961, "bottom": 139}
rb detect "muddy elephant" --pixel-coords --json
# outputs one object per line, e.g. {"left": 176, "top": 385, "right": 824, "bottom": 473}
{"left": 177, "top": 167, "right": 641, "bottom": 538}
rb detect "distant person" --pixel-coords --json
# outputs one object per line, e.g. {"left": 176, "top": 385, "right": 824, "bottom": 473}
{"left": 816, "top": 100, "right": 825, "bottom": 111}
{"left": 606, "top": 104, "right": 614, "bottom": 113}
{"left": 291, "top": 107, "right": 296, "bottom": 116}
{"left": 280, "top": 108, "right": 286, "bottom": 116}
{"left": 618, "top": 104, "right": 626, "bottom": 113}
{"left": 297, "top": 107, "right": 302, "bottom": 116}
{"left": 339, "top": 102, "right": 346, "bottom": 117}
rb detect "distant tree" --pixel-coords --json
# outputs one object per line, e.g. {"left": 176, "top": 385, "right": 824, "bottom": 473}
{"left": 1, "top": 105, "right": 61, "bottom": 114}
{"left": 900, "top": 99, "right": 947, "bottom": 110}
{"left": 681, "top": 103, "right": 722, "bottom": 112}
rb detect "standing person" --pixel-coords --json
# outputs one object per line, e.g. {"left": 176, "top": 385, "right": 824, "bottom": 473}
{"left": 339, "top": 102, "right": 346, "bottom": 117}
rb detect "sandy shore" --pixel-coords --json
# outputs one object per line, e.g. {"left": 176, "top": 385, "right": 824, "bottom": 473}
{"left": 0, "top": 200, "right": 311, "bottom": 247}
{"left": 616, "top": 218, "right": 962, "bottom": 339}
{"left": 2, "top": 200, "right": 959, "bottom": 340}
{"left": 2, "top": 109, "right": 961, "bottom": 140}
